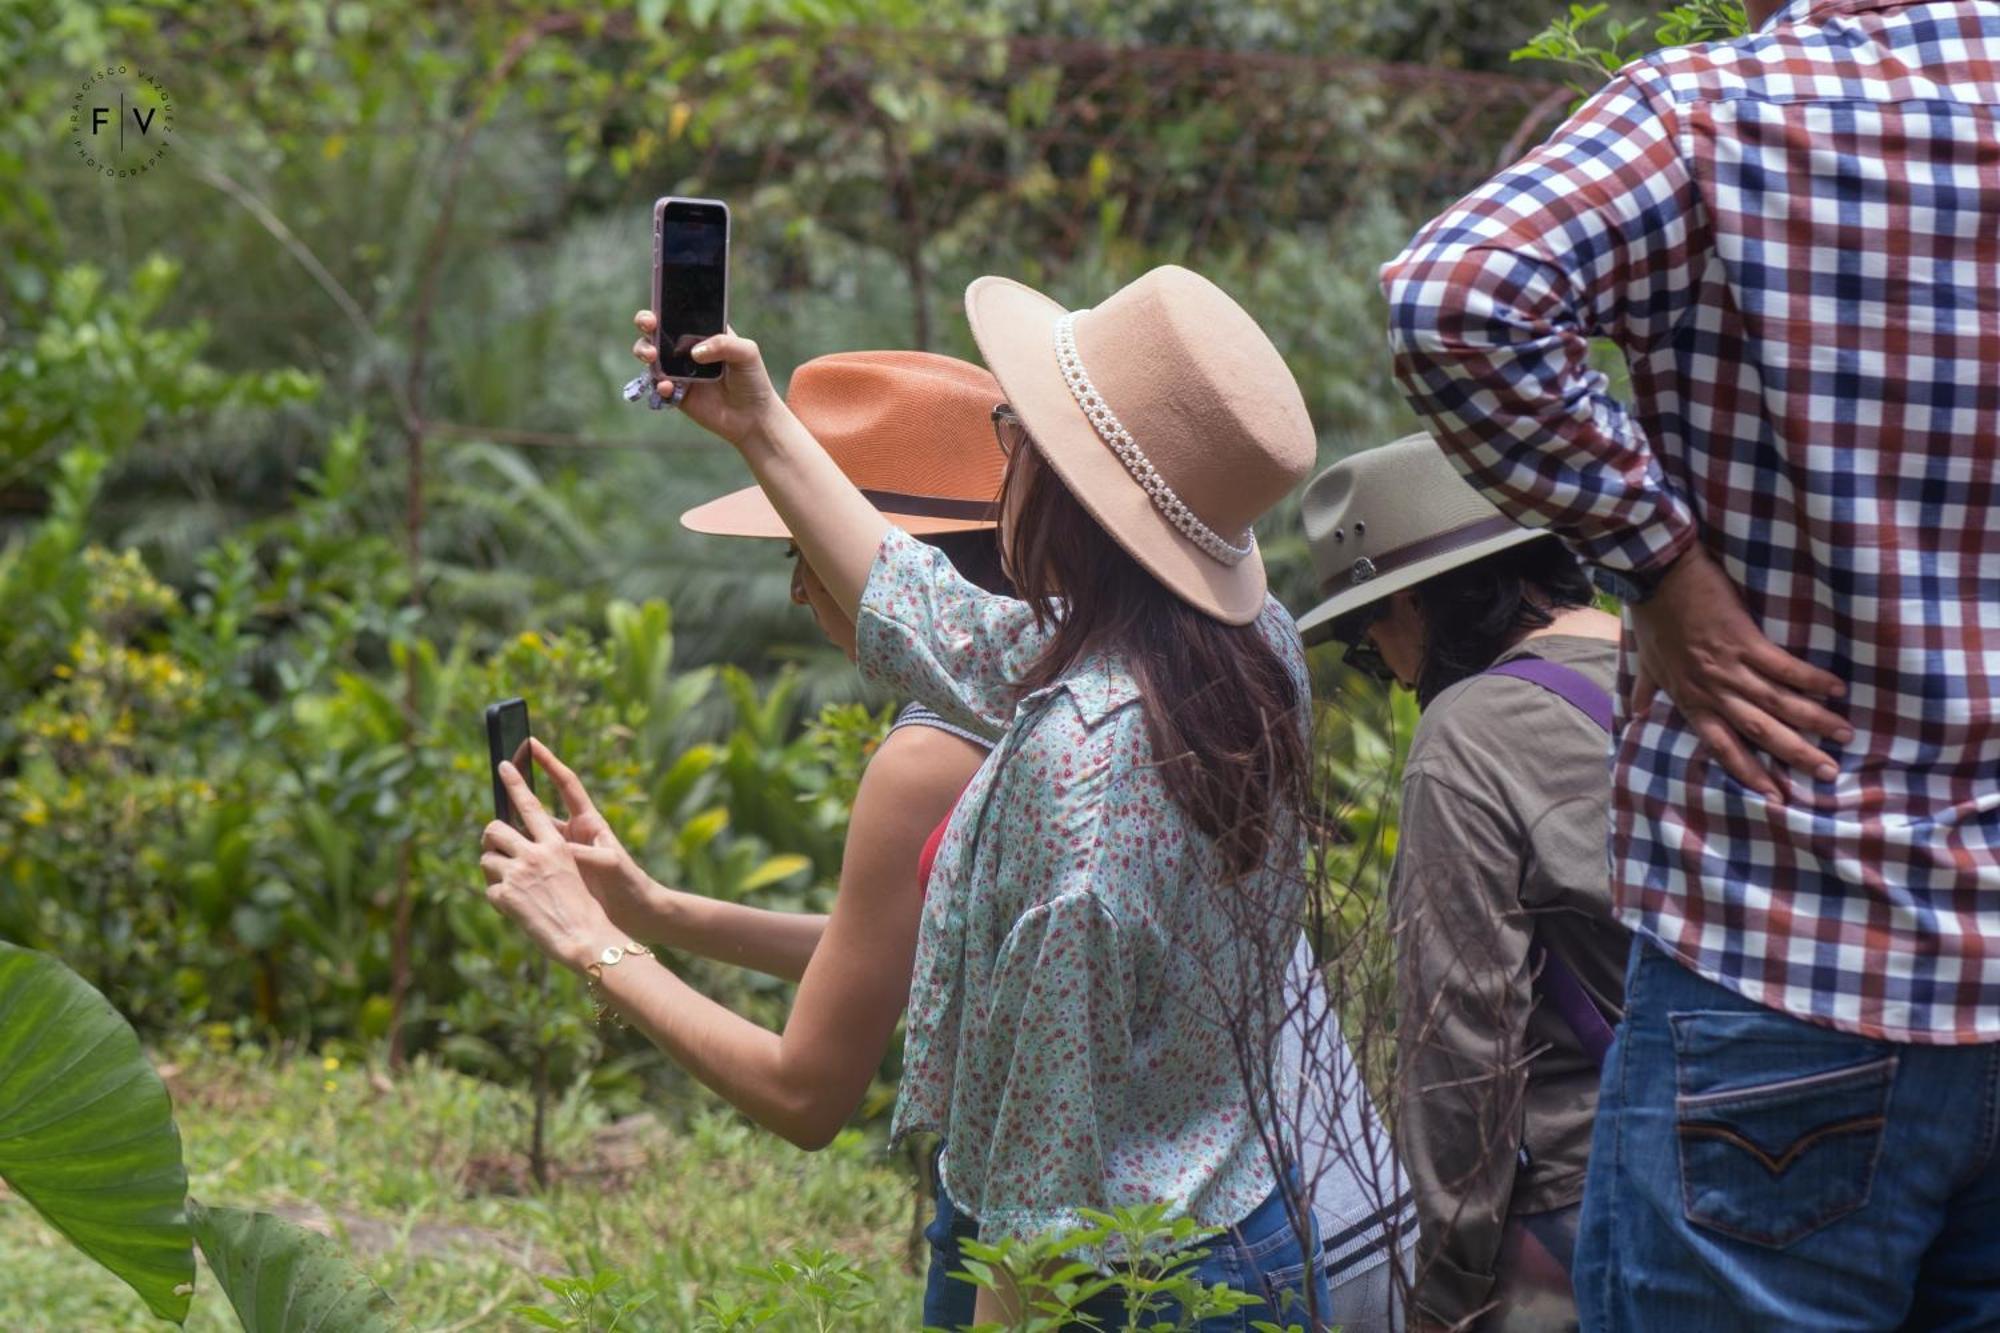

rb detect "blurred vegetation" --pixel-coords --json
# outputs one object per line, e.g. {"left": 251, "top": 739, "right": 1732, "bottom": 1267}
{"left": 3, "top": 0, "right": 1563, "bottom": 1092}
{"left": 3, "top": 943, "right": 1332, "bottom": 1329}
{"left": 0, "top": 0, "right": 1698, "bottom": 1236}
{"left": 0, "top": 1040, "right": 925, "bottom": 1330}
{"left": 0, "top": 0, "right": 1759, "bottom": 1321}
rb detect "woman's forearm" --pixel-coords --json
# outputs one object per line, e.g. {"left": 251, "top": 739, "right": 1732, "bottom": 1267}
{"left": 644, "top": 883, "right": 826, "bottom": 982}
{"left": 736, "top": 410, "right": 890, "bottom": 620}
{"left": 592, "top": 954, "right": 863, "bottom": 1150}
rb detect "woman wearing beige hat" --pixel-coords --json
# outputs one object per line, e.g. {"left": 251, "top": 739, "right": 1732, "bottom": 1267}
{"left": 600, "top": 266, "right": 1333, "bottom": 1327}
{"left": 476, "top": 351, "right": 1013, "bottom": 1162}
{"left": 1296, "top": 434, "right": 1629, "bottom": 1333}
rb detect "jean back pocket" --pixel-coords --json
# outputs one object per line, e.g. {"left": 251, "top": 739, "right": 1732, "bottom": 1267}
{"left": 1671, "top": 1010, "right": 1895, "bottom": 1249}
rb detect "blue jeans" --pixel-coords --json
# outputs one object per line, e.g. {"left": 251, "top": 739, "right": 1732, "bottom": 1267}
{"left": 923, "top": 1149, "right": 1333, "bottom": 1331}
{"left": 1576, "top": 938, "right": 2000, "bottom": 1332}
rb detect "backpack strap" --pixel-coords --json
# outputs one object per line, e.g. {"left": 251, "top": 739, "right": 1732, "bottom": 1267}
{"left": 1483, "top": 656, "right": 1615, "bottom": 734}
{"left": 1533, "top": 942, "right": 1617, "bottom": 1068}
{"left": 1482, "top": 654, "right": 1620, "bottom": 1069}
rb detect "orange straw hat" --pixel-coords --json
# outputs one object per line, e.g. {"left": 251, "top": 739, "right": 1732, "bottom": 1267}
{"left": 679, "top": 350, "right": 1008, "bottom": 539}
{"left": 964, "top": 265, "right": 1317, "bottom": 624}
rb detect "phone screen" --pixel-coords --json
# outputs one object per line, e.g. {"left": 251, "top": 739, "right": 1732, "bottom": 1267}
{"left": 487, "top": 698, "right": 535, "bottom": 831}
{"left": 653, "top": 199, "right": 729, "bottom": 381}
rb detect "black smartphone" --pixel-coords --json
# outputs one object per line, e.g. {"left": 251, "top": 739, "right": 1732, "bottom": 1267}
{"left": 651, "top": 196, "right": 730, "bottom": 382}
{"left": 485, "top": 697, "right": 535, "bottom": 831}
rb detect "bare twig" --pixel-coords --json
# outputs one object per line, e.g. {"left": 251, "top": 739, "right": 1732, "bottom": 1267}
{"left": 184, "top": 152, "right": 417, "bottom": 434}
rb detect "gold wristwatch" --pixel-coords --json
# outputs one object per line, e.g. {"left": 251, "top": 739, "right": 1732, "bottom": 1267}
{"left": 583, "top": 941, "right": 652, "bottom": 1024}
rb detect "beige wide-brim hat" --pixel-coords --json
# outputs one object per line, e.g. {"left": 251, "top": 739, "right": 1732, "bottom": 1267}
{"left": 1295, "top": 431, "right": 1552, "bottom": 644}
{"left": 680, "top": 350, "right": 1008, "bottom": 539}
{"left": 965, "top": 265, "right": 1317, "bottom": 624}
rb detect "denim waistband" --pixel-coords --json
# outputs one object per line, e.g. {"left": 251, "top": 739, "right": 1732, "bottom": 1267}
{"left": 931, "top": 1144, "right": 1310, "bottom": 1259}
{"left": 1230, "top": 1168, "right": 1313, "bottom": 1262}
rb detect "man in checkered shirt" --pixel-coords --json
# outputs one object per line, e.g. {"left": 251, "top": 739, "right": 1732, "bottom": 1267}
{"left": 1384, "top": 0, "right": 2000, "bottom": 1326}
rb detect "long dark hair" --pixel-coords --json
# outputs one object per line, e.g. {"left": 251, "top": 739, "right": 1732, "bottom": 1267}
{"left": 1411, "top": 537, "right": 1595, "bottom": 706}
{"left": 922, "top": 529, "right": 1012, "bottom": 596}
{"left": 999, "top": 448, "right": 1308, "bottom": 878}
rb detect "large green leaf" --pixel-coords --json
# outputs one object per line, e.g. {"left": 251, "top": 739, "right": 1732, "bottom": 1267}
{"left": 0, "top": 940, "right": 194, "bottom": 1322}
{"left": 189, "top": 1200, "right": 404, "bottom": 1332}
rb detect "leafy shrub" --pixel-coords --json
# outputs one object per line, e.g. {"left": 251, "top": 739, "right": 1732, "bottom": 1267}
{"left": 0, "top": 939, "right": 401, "bottom": 1330}
{"left": 947, "top": 1202, "right": 1318, "bottom": 1332}
{"left": 1513, "top": 0, "right": 1749, "bottom": 91}
{"left": 515, "top": 1268, "right": 657, "bottom": 1331}
{"left": 684, "top": 1205, "right": 1324, "bottom": 1332}
{"left": 0, "top": 370, "right": 881, "bottom": 1152}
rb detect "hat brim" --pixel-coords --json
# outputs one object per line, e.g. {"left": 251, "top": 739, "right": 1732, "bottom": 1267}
{"left": 1296, "top": 526, "right": 1553, "bottom": 645}
{"left": 680, "top": 484, "right": 999, "bottom": 540}
{"left": 965, "top": 276, "right": 1268, "bottom": 625}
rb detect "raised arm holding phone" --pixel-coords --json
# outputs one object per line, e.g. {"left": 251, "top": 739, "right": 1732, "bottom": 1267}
{"left": 634, "top": 311, "right": 890, "bottom": 615}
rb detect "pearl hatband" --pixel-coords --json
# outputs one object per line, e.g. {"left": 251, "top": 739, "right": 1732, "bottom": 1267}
{"left": 1052, "top": 310, "right": 1256, "bottom": 567}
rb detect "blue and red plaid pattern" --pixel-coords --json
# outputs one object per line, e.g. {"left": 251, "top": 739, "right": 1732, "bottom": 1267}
{"left": 1383, "top": 0, "right": 2000, "bottom": 1044}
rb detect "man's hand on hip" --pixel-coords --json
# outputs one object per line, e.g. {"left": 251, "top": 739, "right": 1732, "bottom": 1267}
{"left": 1629, "top": 545, "right": 1852, "bottom": 803}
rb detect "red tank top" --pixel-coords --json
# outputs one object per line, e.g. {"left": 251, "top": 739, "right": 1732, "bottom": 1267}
{"left": 916, "top": 788, "right": 967, "bottom": 897}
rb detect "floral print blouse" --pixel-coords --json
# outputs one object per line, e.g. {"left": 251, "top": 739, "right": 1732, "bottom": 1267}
{"left": 857, "top": 528, "right": 1311, "bottom": 1244}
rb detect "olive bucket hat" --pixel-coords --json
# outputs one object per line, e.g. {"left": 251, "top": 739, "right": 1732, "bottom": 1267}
{"left": 1295, "top": 431, "right": 1551, "bottom": 645}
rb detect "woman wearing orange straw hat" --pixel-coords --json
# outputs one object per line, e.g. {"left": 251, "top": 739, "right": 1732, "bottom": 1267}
{"left": 589, "top": 264, "right": 1334, "bottom": 1329}
{"left": 476, "top": 350, "right": 1011, "bottom": 1165}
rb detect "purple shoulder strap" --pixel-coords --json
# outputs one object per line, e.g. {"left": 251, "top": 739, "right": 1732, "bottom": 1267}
{"left": 1484, "top": 656, "right": 1616, "bottom": 734}
{"left": 1483, "top": 655, "right": 1619, "bottom": 1069}
{"left": 1535, "top": 945, "right": 1617, "bottom": 1068}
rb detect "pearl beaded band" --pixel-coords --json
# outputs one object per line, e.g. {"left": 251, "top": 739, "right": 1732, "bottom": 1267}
{"left": 1053, "top": 311, "right": 1255, "bottom": 566}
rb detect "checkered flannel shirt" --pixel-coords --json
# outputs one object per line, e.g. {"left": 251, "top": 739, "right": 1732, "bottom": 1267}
{"left": 1383, "top": 0, "right": 2000, "bottom": 1044}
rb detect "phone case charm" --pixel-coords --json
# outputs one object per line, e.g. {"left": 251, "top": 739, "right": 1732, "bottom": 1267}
{"left": 623, "top": 374, "right": 688, "bottom": 411}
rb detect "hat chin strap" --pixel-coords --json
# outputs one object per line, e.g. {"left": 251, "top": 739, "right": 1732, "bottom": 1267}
{"left": 1053, "top": 311, "right": 1255, "bottom": 567}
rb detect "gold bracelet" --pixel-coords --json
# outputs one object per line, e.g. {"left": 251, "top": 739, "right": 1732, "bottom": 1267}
{"left": 583, "top": 942, "right": 652, "bottom": 1026}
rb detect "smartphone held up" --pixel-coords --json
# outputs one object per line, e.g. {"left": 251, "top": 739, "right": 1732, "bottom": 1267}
{"left": 485, "top": 697, "right": 536, "bottom": 832}
{"left": 651, "top": 197, "right": 730, "bottom": 382}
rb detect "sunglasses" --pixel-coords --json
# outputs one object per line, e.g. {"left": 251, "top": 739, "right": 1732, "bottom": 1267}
{"left": 783, "top": 542, "right": 808, "bottom": 605}
{"left": 1331, "top": 603, "right": 1396, "bottom": 685}
{"left": 991, "top": 402, "right": 1029, "bottom": 458}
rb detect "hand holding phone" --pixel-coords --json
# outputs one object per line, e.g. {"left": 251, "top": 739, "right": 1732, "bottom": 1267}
{"left": 485, "top": 698, "right": 535, "bottom": 831}
{"left": 651, "top": 197, "right": 730, "bottom": 382}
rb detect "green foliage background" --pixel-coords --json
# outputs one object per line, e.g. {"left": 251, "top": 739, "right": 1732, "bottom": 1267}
{"left": 2, "top": 0, "right": 1578, "bottom": 1091}
{"left": 0, "top": 0, "right": 1695, "bottom": 1322}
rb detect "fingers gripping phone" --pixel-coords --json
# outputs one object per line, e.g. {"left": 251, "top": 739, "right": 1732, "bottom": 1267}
{"left": 652, "top": 197, "right": 730, "bottom": 381}
{"left": 485, "top": 698, "right": 535, "bottom": 832}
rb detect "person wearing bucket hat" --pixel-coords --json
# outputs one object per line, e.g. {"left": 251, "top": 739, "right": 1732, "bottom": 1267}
{"left": 617, "top": 267, "right": 1342, "bottom": 1327}
{"left": 1299, "top": 433, "right": 1627, "bottom": 1332}
{"left": 476, "top": 351, "right": 1013, "bottom": 1167}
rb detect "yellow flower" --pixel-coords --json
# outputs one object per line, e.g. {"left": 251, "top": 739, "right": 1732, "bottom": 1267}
{"left": 322, "top": 1055, "right": 340, "bottom": 1073}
